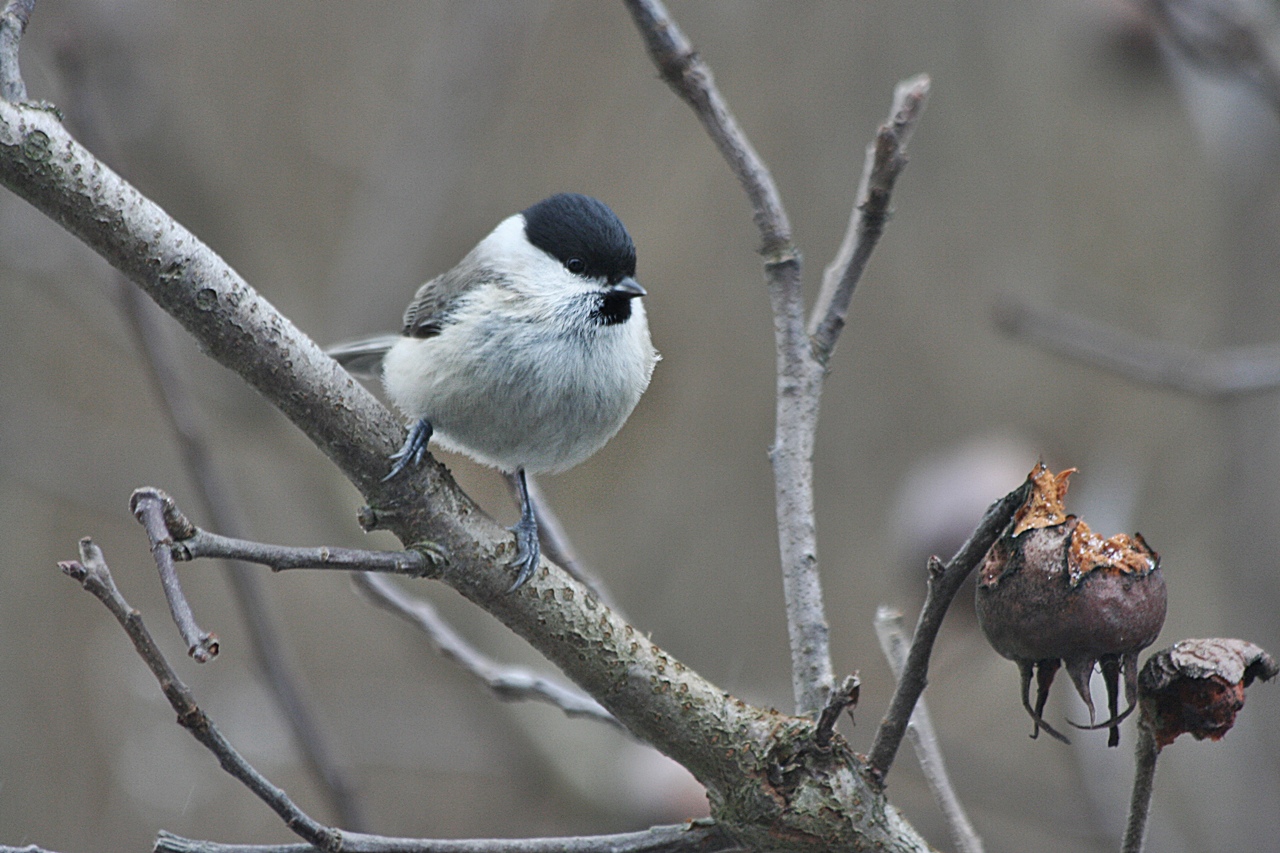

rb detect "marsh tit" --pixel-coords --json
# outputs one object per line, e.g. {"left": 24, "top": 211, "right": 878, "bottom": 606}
{"left": 329, "top": 193, "right": 658, "bottom": 591}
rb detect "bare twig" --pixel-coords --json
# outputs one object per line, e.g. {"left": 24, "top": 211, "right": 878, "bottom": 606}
{"left": 153, "top": 821, "right": 741, "bottom": 853}
{"left": 1142, "top": 0, "right": 1280, "bottom": 117}
{"left": 57, "top": 539, "right": 342, "bottom": 852}
{"left": 118, "top": 278, "right": 368, "bottom": 830}
{"left": 867, "top": 477, "right": 1031, "bottom": 780}
{"left": 1120, "top": 720, "right": 1160, "bottom": 853}
{"left": 626, "top": 1, "right": 930, "bottom": 719}
{"left": 810, "top": 74, "right": 931, "bottom": 365}
{"left": 351, "top": 573, "right": 621, "bottom": 728}
{"left": 814, "top": 674, "right": 861, "bottom": 749}
{"left": 875, "top": 608, "right": 984, "bottom": 853}
{"left": 995, "top": 297, "right": 1280, "bottom": 396}
{"left": 131, "top": 487, "right": 220, "bottom": 661}
{"left": 176, "top": 528, "right": 436, "bottom": 575}
{"left": 0, "top": 0, "right": 34, "bottom": 102}
{"left": 624, "top": 0, "right": 835, "bottom": 719}
{"left": 620, "top": 0, "right": 789, "bottom": 256}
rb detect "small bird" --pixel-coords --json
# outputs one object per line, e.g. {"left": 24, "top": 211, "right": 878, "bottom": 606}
{"left": 329, "top": 193, "right": 658, "bottom": 591}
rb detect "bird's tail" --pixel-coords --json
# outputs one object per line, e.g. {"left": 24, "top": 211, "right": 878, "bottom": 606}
{"left": 325, "top": 334, "right": 399, "bottom": 380}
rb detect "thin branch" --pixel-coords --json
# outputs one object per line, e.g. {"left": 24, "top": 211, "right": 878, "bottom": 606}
{"left": 621, "top": 0, "right": 790, "bottom": 257}
{"left": 1142, "top": 0, "right": 1280, "bottom": 118}
{"left": 875, "top": 608, "right": 984, "bottom": 853}
{"left": 810, "top": 74, "right": 930, "bottom": 365}
{"left": 625, "top": 2, "right": 933, "bottom": 720}
{"left": 153, "top": 821, "right": 742, "bottom": 853}
{"left": 177, "top": 530, "right": 436, "bottom": 576}
{"left": 814, "top": 674, "right": 861, "bottom": 749}
{"left": 129, "top": 486, "right": 434, "bottom": 576}
{"left": 867, "top": 477, "right": 1032, "bottom": 781}
{"left": 624, "top": 0, "right": 837, "bottom": 720}
{"left": 131, "top": 487, "right": 220, "bottom": 661}
{"left": 351, "top": 573, "right": 622, "bottom": 728}
{"left": 0, "top": 0, "right": 33, "bottom": 102}
{"left": 116, "top": 223, "right": 369, "bottom": 832}
{"left": 1120, "top": 721, "right": 1160, "bottom": 853}
{"left": 57, "top": 539, "right": 342, "bottom": 852}
{"left": 995, "top": 297, "right": 1280, "bottom": 396}
{"left": 50, "top": 26, "right": 365, "bottom": 820}
{"left": 61, "top": 540, "right": 730, "bottom": 853}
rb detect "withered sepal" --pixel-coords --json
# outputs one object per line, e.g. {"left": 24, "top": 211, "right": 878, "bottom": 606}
{"left": 1139, "top": 638, "right": 1277, "bottom": 748}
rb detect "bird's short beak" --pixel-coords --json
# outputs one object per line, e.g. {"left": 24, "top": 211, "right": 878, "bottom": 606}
{"left": 611, "top": 277, "right": 647, "bottom": 298}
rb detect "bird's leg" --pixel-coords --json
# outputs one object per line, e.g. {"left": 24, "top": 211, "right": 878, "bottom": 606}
{"left": 508, "top": 468, "right": 540, "bottom": 591}
{"left": 384, "top": 419, "right": 433, "bottom": 481}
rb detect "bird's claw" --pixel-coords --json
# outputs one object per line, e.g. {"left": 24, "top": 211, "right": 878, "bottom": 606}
{"left": 508, "top": 515, "right": 540, "bottom": 592}
{"left": 384, "top": 419, "right": 433, "bottom": 481}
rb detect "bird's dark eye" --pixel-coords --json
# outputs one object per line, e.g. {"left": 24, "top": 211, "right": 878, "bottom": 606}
{"left": 565, "top": 257, "right": 586, "bottom": 275}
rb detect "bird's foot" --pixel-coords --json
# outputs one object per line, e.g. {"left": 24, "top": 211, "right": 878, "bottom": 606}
{"left": 384, "top": 419, "right": 433, "bottom": 481}
{"left": 508, "top": 514, "right": 540, "bottom": 592}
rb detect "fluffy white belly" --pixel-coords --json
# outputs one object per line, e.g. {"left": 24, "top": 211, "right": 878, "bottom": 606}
{"left": 381, "top": 309, "right": 655, "bottom": 474}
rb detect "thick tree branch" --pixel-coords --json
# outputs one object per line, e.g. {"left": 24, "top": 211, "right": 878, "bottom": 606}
{"left": 867, "top": 477, "right": 1031, "bottom": 780}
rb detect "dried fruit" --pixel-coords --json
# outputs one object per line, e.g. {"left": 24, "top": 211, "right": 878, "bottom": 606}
{"left": 975, "top": 463, "right": 1167, "bottom": 746}
{"left": 1139, "top": 638, "right": 1277, "bottom": 748}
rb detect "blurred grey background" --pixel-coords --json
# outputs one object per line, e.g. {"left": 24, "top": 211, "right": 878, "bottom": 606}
{"left": 3, "top": 1, "right": 1279, "bottom": 851}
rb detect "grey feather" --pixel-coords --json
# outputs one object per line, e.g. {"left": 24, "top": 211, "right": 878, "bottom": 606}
{"left": 326, "top": 334, "right": 401, "bottom": 379}
{"left": 402, "top": 257, "right": 498, "bottom": 338}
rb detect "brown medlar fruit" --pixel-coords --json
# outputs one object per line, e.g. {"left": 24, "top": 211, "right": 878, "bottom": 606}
{"left": 976, "top": 463, "right": 1167, "bottom": 746}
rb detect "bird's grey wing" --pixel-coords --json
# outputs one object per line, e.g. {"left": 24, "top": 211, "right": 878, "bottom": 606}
{"left": 401, "top": 263, "right": 489, "bottom": 338}
{"left": 326, "top": 334, "right": 401, "bottom": 379}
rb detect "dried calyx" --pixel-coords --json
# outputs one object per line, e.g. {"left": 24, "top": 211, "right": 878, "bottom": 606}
{"left": 976, "top": 463, "right": 1167, "bottom": 746}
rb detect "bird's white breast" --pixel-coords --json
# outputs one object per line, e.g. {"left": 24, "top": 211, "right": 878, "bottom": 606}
{"left": 382, "top": 289, "right": 656, "bottom": 474}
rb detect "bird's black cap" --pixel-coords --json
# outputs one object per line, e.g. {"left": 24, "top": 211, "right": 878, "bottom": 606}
{"left": 522, "top": 193, "right": 636, "bottom": 285}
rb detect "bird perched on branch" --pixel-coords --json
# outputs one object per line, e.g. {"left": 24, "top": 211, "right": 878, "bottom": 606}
{"left": 329, "top": 193, "right": 658, "bottom": 591}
